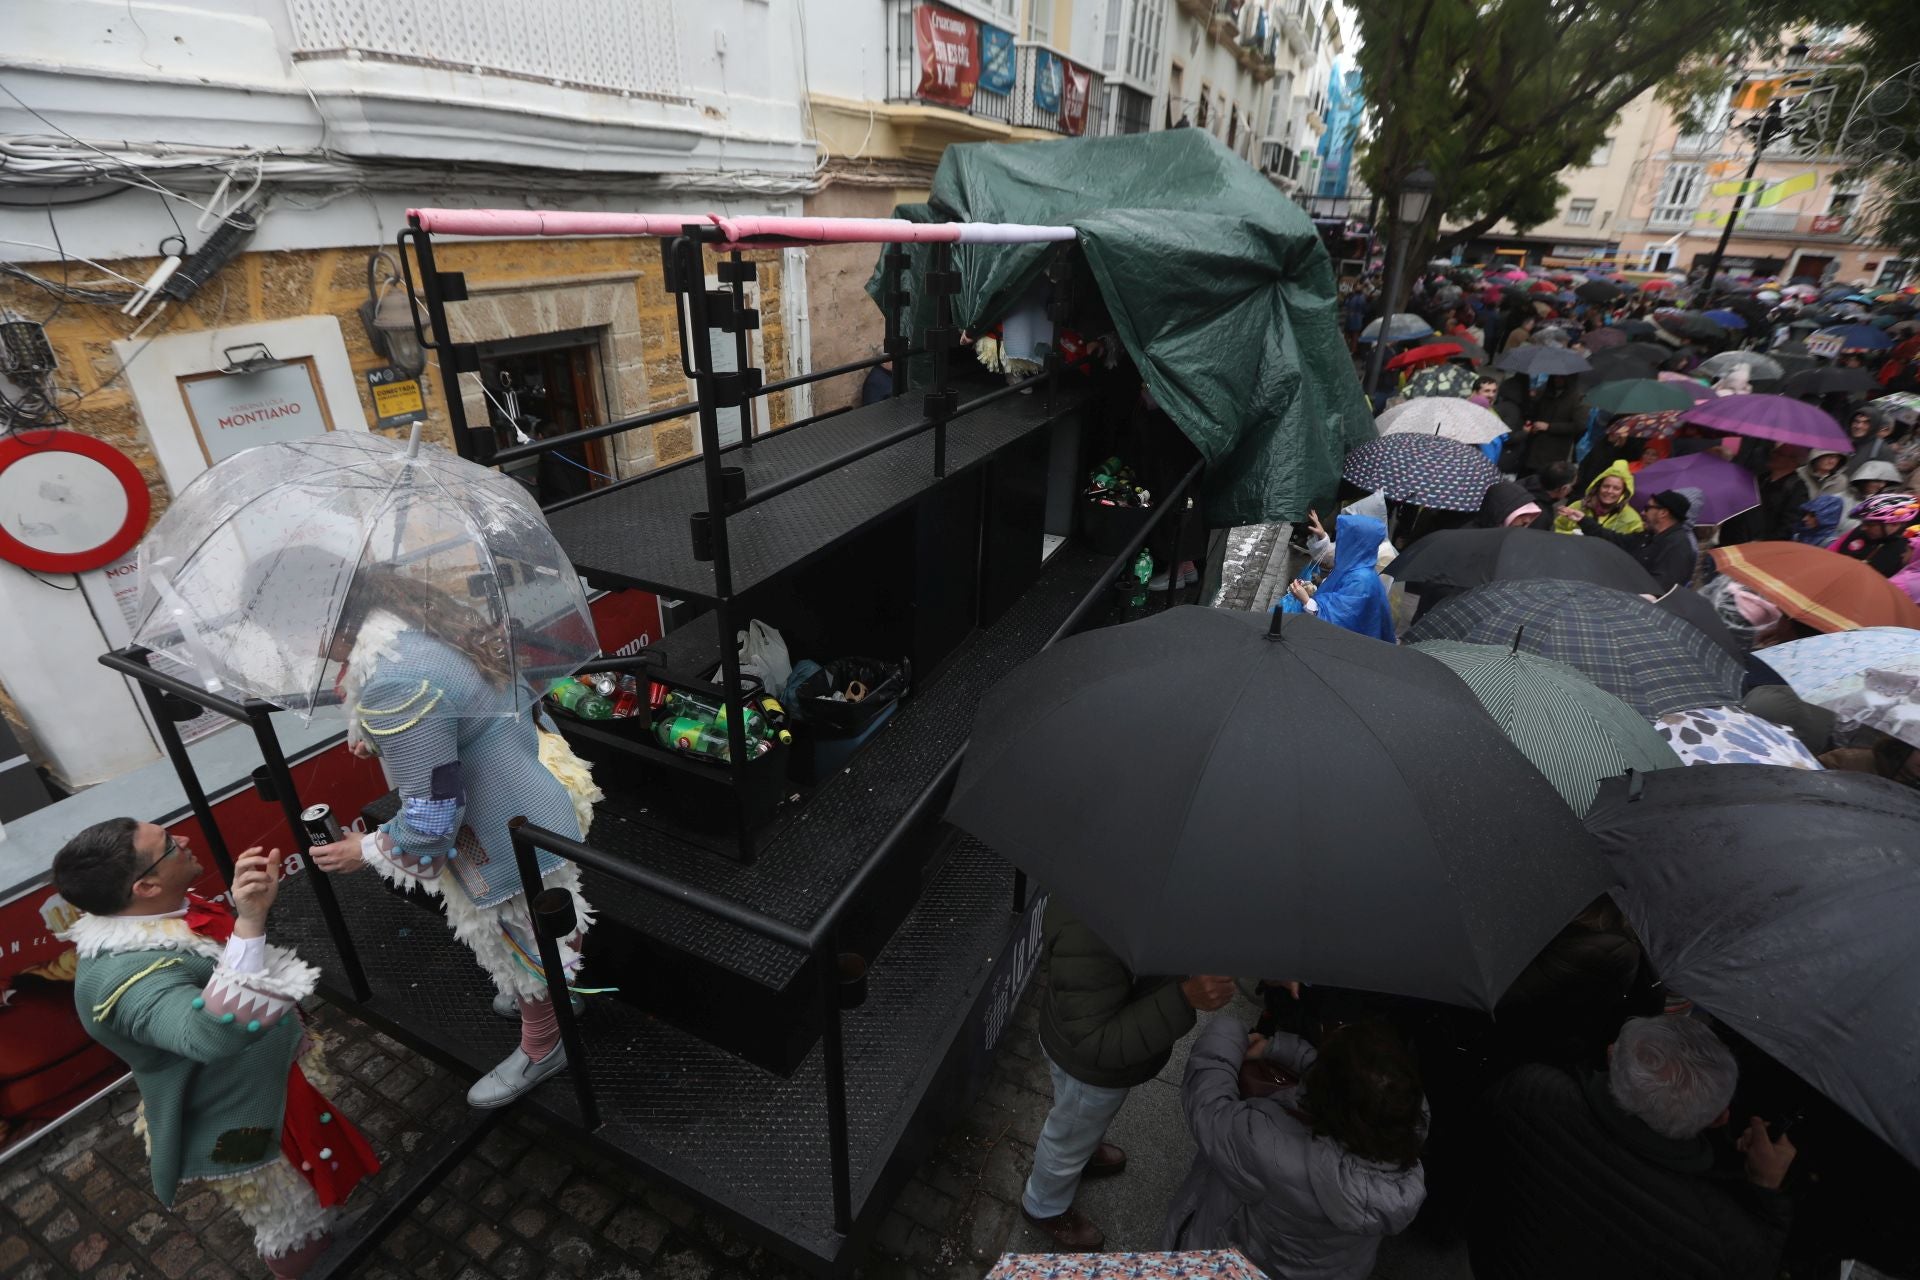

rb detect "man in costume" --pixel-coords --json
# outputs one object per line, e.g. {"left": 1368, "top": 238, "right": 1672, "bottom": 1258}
{"left": 54, "top": 820, "right": 377, "bottom": 1279}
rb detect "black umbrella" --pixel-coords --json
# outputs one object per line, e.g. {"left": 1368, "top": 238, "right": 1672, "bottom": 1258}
{"left": 1617, "top": 319, "right": 1658, "bottom": 338}
{"left": 1386, "top": 527, "right": 1657, "bottom": 595}
{"left": 1576, "top": 280, "right": 1625, "bottom": 303}
{"left": 1589, "top": 765, "right": 1920, "bottom": 1168}
{"left": 1616, "top": 342, "right": 1675, "bottom": 366}
{"left": 1495, "top": 346, "right": 1593, "bottom": 376}
{"left": 946, "top": 608, "right": 1609, "bottom": 1010}
{"left": 1783, "top": 367, "right": 1884, "bottom": 397}
{"left": 1342, "top": 433, "right": 1499, "bottom": 512}
{"left": 1404, "top": 578, "right": 1746, "bottom": 716}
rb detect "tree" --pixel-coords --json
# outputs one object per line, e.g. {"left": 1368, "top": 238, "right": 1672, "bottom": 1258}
{"left": 1348, "top": 0, "right": 1803, "bottom": 301}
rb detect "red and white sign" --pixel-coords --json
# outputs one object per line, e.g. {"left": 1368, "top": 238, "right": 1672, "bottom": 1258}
{"left": 915, "top": 4, "right": 980, "bottom": 109}
{"left": 0, "top": 430, "right": 151, "bottom": 574}
{"left": 1060, "top": 60, "right": 1093, "bottom": 136}
{"left": 1809, "top": 214, "right": 1847, "bottom": 235}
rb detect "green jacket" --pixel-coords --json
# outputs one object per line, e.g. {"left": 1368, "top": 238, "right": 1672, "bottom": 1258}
{"left": 1037, "top": 903, "right": 1195, "bottom": 1090}
{"left": 68, "top": 915, "right": 311, "bottom": 1204}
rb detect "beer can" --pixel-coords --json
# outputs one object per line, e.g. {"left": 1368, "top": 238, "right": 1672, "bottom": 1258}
{"left": 299, "top": 803, "right": 343, "bottom": 849}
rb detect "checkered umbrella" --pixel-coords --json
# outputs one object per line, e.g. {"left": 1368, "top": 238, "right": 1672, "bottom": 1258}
{"left": 1342, "top": 434, "right": 1498, "bottom": 511}
{"left": 1404, "top": 578, "right": 1746, "bottom": 716}
{"left": 1404, "top": 364, "right": 1480, "bottom": 399}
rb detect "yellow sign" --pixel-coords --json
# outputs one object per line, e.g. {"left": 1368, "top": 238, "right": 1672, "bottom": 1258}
{"left": 371, "top": 378, "right": 424, "bottom": 417}
{"left": 1753, "top": 171, "right": 1816, "bottom": 207}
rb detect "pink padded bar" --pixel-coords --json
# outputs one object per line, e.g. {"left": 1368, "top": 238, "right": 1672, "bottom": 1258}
{"left": 408, "top": 209, "right": 709, "bottom": 236}
{"left": 407, "top": 208, "right": 1077, "bottom": 247}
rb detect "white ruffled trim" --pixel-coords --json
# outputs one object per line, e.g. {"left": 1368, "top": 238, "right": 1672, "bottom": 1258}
{"left": 64, "top": 913, "right": 319, "bottom": 1005}
{"left": 442, "top": 861, "right": 595, "bottom": 1002}
{"left": 65, "top": 914, "right": 224, "bottom": 960}
{"left": 341, "top": 608, "right": 409, "bottom": 750}
{"left": 211, "top": 1156, "right": 335, "bottom": 1256}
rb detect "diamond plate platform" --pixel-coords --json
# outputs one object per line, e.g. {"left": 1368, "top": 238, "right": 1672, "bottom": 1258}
{"left": 545, "top": 380, "right": 1086, "bottom": 601}
{"left": 275, "top": 835, "right": 1027, "bottom": 1273}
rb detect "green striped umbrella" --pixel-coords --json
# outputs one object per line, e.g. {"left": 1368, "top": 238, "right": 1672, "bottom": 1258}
{"left": 1412, "top": 640, "right": 1682, "bottom": 815}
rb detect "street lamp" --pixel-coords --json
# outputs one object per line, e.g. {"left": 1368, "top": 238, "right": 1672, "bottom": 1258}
{"left": 1365, "top": 164, "right": 1437, "bottom": 398}
{"left": 1692, "top": 101, "right": 1787, "bottom": 308}
{"left": 359, "top": 250, "right": 427, "bottom": 377}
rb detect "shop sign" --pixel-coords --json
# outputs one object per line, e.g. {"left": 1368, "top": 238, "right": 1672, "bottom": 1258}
{"left": 914, "top": 4, "right": 979, "bottom": 108}
{"left": 366, "top": 365, "right": 428, "bottom": 430}
{"left": 979, "top": 25, "right": 1015, "bottom": 96}
{"left": 178, "top": 359, "right": 333, "bottom": 466}
{"left": 1060, "top": 60, "right": 1092, "bottom": 136}
{"left": 1806, "top": 331, "right": 1846, "bottom": 358}
{"left": 1033, "top": 49, "right": 1063, "bottom": 114}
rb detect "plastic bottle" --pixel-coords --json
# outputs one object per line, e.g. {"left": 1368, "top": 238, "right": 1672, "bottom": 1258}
{"left": 1130, "top": 549, "right": 1153, "bottom": 608}
{"left": 551, "top": 677, "right": 613, "bottom": 720}
{"left": 656, "top": 714, "right": 729, "bottom": 758}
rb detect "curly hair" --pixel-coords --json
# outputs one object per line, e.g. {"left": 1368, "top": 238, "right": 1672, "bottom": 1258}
{"left": 1303, "top": 1019, "right": 1427, "bottom": 1169}
{"left": 344, "top": 569, "right": 513, "bottom": 689}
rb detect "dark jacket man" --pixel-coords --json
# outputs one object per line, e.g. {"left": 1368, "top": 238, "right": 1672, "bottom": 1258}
{"left": 1576, "top": 489, "right": 1696, "bottom": 592}
{"left": 1469, "top": 1064, "right": 1792, "bottom": 1280}
{"left": 1038, "top": 903, "right": 1201, "bottom": 1089}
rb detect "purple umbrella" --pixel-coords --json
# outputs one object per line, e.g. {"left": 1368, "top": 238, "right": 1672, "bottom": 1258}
{"left": 1680, "top": 394, "right": 1851, "bottom": 451}
{"left": 1627, "top": 454, "right": 1761, "bottom": 526}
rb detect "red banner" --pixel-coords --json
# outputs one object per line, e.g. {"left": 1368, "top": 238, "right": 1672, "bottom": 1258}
{"left": 1809, "top": 214, "right": 1846, "bottom": 234}
{"left": 1060, "top": 60, "right": 1093, "bottom": 136}
{"left": 915, "top": 4, "right": 980, "bottom": 108}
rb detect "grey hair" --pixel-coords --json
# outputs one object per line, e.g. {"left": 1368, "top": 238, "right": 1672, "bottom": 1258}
{"left": 1608, "top": 1016, "right": 1738, "bottom": 1139}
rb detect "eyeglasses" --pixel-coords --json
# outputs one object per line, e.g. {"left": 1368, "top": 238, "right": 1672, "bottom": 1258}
{"left": 131, "top": 836, "right": 182, "bottom": 885}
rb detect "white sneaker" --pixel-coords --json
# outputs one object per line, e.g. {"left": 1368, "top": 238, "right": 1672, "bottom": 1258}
{"left": 491, "top": 990, "right": 584, "bottom": 1019}
{"left": 467, "top": 1044, "right": 567, "bottom": 1108}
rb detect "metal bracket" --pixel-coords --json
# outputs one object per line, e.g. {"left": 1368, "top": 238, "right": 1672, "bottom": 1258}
{"left": 705, "top": 289, "right": 739, "bottom": 331}
{"left": 436, "top": 271, "right": 469, "bottom": 302}
{"left": 660, "top": 238, "right": 688, "bottom": 293}
{"left": 717, "top": 259, "right": 758, "bottom": 283}
{"left": 925, "top": 270, "right": 961, "bottom": 297}
{"left": 731, "top": 307, "right": 761, "bottom": 333}
{"left": 448, "top": 343, "right": 482, "bottom": 373}
{"left": 701, "top": 370, "right": 750, "bottom": 408}
{"left": 923, "top": 388, "right": 960, "bottom": 421}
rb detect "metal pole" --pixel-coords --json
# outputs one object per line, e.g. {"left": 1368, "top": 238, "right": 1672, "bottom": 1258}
{"left": 730, "top": 250, "right": 757, "bottom": 441}
{"left": 813, "top": 940, "right": 854, "bottom": 1234}
{"left": 679, "top": 232, "right": 753, "bottom": 855}
{"left": 927, "top": 241, "right": 954, "bottom": 478}
{"left": 245, "top": 706, "right": 372, "bottom": 1002}
{"left": 507, "top": 820, "right": 600, "bottom": 1130}
{"left": 404, "top": 228, "right": 483, "bottom": 461}
{"left": 883, "top": 245, "right": 910, "bottom": 398}
{"left": 1692, "top": 107, "right": 1779, "bottom": 310}
{"left": 1364, "top": 220, "right": 1409, "bottom": 398}
{"left": 136, "top": 680, "right": 237, "bottom": 885}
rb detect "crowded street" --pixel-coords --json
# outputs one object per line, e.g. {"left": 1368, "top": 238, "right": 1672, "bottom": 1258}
{"left": 3, "top": 1, "right": 1919, "bottom": 1278}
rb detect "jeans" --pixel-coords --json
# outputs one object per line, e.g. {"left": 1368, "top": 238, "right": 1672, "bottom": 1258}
{"left": 1021, "top": 1051, "right": 1131, "bottom": 1218}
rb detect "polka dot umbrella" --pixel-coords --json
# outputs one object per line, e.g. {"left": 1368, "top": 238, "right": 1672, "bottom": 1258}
{"left": 1342, "top": 433, "right": 1499, "bottom": 512}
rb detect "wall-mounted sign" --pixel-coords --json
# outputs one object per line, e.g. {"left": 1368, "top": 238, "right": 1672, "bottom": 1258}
{"left": 365, "top": 365, "right": 428, "bottom": 430}
{"left": 979, "top": 25, "right": 1015, "bottom": 96}
{"left": 1033, "top": 49, "right": 1063, "bottom": 114}
{"left": 914, "top": 4, "right": 978, "bottom": 109}
{"left": 1060, "top": 60, "right": 1093, "bottom": 136}
{"left": 0, "top": 430, "right": 151, "bottom": 574}
{"left": 178, "top": 357, "right": 334, "bottom": 466}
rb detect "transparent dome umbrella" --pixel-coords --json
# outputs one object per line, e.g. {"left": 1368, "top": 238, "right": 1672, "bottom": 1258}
{"left": 132, "top": 430, "right": 597, "bottom": 719}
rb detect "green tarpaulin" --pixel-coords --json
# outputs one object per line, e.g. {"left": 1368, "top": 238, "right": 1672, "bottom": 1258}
{"left": 868, "top": 129, "right": 1376, "bottom": 527}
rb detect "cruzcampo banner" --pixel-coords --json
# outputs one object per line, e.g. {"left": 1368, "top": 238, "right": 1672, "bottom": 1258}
{"left": 1033, "top": 49, "right": 1063, "bottom": 114}
{"left": 979, "top": 25, "right": 1015, "bottom": 96}
{"left": 915, "top": 4, "right": 979, "bottom": 108}
{"left": 1060, "top": 60, "right": 1092, "bottom": 135}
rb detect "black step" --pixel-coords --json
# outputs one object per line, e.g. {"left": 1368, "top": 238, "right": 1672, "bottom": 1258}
{"left": 546, "top": 380, "right": 1085, "bottom": 601}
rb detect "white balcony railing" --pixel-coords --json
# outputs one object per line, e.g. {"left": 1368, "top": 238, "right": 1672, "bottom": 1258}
{"left": 286, "top": 0, "right": 687, "bottom": 102}
{"left": 1648, "top": 206, "right": 1699, "bottom": 230}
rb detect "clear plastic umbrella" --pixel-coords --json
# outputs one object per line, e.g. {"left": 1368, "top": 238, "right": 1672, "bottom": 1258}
{"left": 1376, "top": 397, "right": 1509, "bottom": 444}
{"left": 132, "top": 430, "right": 596, "bottom": 719}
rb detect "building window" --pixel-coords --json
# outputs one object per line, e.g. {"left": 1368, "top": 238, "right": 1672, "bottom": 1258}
{"left": 1111, "top": 85, "right": 1152, "bottom": 135}
{"left": 1196, "top": 84, "right": 1210, "bottom": 130}
{"left": 1565, "top": 199, "right": 1596, "bottom": 226}
{"left": 1651, "top": 162, "right": 1703, "bottom": 227}
{"left": 1167, "top": 61, "right": 1184, "bottom": 126}
{"left": 1100, "top": 0, "right": 1166, "bottom": 88}
{"left": 1827, "top": 189, "right": 1860, "bottom": 221}
{"left": 1025, "top": 0, "right": 1050, "bottom": 45}
{"left": 1589, "top": 136, "right": 1613, "bottom": 166}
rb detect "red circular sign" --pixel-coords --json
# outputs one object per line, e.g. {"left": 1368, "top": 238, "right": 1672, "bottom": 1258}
{"left": 0, "top": 430, "right": 152, "bottom": 573}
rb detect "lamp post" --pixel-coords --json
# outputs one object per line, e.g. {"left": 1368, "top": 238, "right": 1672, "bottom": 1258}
{"left": 1364, "top": 164, "right": 1436, "bottom": 398}
{"left": 1692, "top": 100, "right": 1787, "bottom": 310}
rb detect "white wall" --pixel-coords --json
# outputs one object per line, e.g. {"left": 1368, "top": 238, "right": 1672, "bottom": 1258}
{"left": 1168, "top": 13, "right": 1265, "bottom": 142}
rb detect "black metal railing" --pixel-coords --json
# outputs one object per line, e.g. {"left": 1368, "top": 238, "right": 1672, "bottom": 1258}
{"left": 883, "top": 0, "right": 1016, "bottom": 125}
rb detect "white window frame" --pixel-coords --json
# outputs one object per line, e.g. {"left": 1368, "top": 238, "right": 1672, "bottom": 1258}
{"left": 1565, "top": 199, "right": 1596, "bottom": 227}
{"left": 1024, "top": 0, "right": 1050, "bottom": 46}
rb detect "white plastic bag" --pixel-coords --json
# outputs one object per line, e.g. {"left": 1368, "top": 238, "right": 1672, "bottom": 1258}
{"left": 737, "top": 618, "right": 792, "bottom": 693}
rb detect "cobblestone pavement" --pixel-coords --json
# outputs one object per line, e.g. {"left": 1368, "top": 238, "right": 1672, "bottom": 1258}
{"left": 1, "top": 982, "right": 1471, "bottom": 1280}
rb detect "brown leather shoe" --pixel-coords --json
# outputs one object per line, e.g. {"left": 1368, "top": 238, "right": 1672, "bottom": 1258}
{"left": 1083, "top": 1142, "right": 1127, "bottom": 1178}
{"left": 1021, "top": 1205, "right": 1105, "bottom": 1251}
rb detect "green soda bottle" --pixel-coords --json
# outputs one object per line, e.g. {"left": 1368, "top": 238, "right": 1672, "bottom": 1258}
{"left": 551, "top": 677, "right": 613, "bottom": 719}
{"left": 1130, "top": 549, "right": 1153, "bottom": 608}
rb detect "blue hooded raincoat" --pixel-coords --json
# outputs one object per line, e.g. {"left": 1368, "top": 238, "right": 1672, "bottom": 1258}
{"left": 1279, "top": 513, "right": 1397, "bottom": 643}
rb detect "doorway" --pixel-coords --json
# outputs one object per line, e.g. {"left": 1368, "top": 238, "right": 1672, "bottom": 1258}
{"left": 1789, "top": 254, "right": 1836, "bottom": 285}
{"left": 474, "top": 329, "right": 609, "bottom": 506}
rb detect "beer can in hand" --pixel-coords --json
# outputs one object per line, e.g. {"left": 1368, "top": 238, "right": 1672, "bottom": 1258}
{"left": 299, "top": 803, "right": 343, "bottom": 849}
